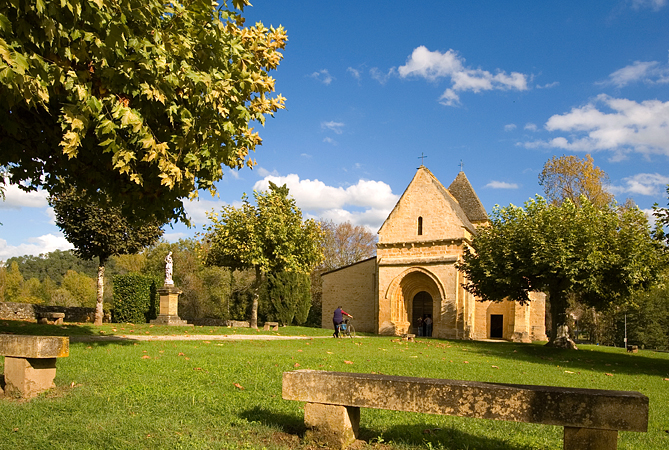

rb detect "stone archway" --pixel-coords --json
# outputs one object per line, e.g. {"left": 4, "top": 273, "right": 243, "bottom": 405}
{"left": 384, "top": 267, "right": 443, "bottom": 335}
{"left": 412, "top": 291, "right": 433, "bottom": 335}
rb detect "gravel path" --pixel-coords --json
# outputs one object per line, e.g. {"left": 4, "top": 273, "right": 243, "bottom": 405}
{"left": 70, "top": 334, "right": 337, "bottom": 343}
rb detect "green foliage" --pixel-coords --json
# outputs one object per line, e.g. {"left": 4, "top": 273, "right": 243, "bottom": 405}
{"left": 3, "top": 261, "right": 24, "bottom": 302}
{"left": 62, "top": 270, "right": 96, "bottom": 307}
{"left": 5, "top": 249, "right": 101, "bottom": 284}
{"left": 458, "top": 196, "right": 663, "bottom": 342}
{"left": 539, "top": 154, "right": 614, "bottom": 208}
{"left": 205, "top": 182, "right": 324, "bottom": 276}
{"left": 112, "top": 274, "right": 156, "bottom": 323}
{"left": 261, "top": 271, "right": 311, "bottom": 326}
{"left": 653, "top": 185, "right": 669, "bottom": 246}
{"left": 0, "top": 0, "right": 287, "bottom": 225}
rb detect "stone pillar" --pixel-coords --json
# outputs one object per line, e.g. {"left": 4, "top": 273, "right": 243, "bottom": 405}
{"left": 304, "top": 402, "right": 359, "bottom": 449}
{"left": 564, "top": 427, "right": 618, "bottom": 450}
{"left": 150, "top": 285, "right": 192, "bottom": 326}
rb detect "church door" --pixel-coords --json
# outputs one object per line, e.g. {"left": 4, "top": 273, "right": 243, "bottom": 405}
{"left": 490, "top": 314, "right": 504, "bottom": 338}
{"left": 412, "top": 291, "right": 433, "bottom": 335}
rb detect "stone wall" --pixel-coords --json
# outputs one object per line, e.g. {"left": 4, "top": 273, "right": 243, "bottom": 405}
{"left": 0, "top": 301, "right": 98, "bottom": 323}
{"left": 322, "top": 258, "right": 377, "bottom": 333}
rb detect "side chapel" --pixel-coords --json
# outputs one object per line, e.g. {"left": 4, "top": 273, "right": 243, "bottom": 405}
{"left": 321, "top": 166, "right": 547, "bottom": 342}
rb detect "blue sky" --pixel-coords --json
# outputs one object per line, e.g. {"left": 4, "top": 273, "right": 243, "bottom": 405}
{"left": 2, "top": 0, "right": 669, "bottom": 260}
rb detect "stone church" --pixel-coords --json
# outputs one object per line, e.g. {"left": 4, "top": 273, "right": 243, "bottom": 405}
{"left": 321, "top": 166, "right": 547, "bottom": 342}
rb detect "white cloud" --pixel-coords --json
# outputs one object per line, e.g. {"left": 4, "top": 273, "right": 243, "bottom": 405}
{"left": 347, "top": 67, "right": 361, "bottom": 80}
{"left": 369, "top": 67, "right": 396, "bottom": 84}
{"left": 0, "top": 234, "right": 73, "bottom": 261}
{"left": 398, "top": 46, "right": 529, "bottom": 106}
{"left": 601, "top": 60, "right": 669, "bottom": 87}
{"left": 522, "top": 95, "right": 669, "bottom": 157}
{"left": 485, "top": 181, "right": 520, "bottom": 189}
{"left": 631, "top": 0, "right": 667, "bottom": 10}
{"left": 504, "top": 124, "right": 517, "bottom": 132}
{"left": 321, "top": 121, "right": 345, "bottom": 134}
{"left": 310, "top": 69, "right": 334, "bottom": 85}
{"left": 323, "top": 137, "right": 337, "bottom": 145}
{"left": 253, "top": 174, "right": 399, "bottom": 231}
{"left": 609, "top": 173, "right": 669, "bottom": 196}
{"left": 536, "top": 81, "right": 559, "bottom": 89}
{"left": 524, "top": 123, "right": 538, "bottom": 131}
{"left": 163, "top": 232, "right": 189, "bottom": 243}
{"left": 0, "top": 183, "right": 49, "bottom": 210}
{"left": 301, "top": 153, "right": 312, "bottom": 158}
{"left": 255, "top": 166, "right": 279, "bottom": 178}
{"left": 183, "top": 198, "right": 228, "bottom": 226}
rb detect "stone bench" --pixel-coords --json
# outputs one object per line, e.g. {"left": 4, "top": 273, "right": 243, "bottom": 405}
{"left": 0, "top": 335, "right": 69, "bottom": 398}
{"left": 37, "top": 312, "right": 65, "bottom": 325}
{"left": 263, "top": 321, "right": 279, "bottom": 331}
{"left": 282, "top": 370, "right": 648, "bottom": 450}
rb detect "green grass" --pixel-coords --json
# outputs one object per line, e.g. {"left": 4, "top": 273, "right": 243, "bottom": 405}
{"left": 0, "top": 319, "right": 334, "bottom": 337}
{"left": 1, "top": 324, "right": 668, "bottom": 450}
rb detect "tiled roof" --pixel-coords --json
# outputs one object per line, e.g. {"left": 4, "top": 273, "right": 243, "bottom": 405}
{"left": 447, "top": 171, "right": 489, "bottom": 223}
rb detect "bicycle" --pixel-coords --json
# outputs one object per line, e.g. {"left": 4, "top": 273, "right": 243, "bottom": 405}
{"left": 340, "top": 317, "right": 355, "bottom": 339}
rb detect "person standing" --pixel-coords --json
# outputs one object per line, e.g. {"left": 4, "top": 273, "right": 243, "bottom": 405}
{"left": 425, "top": 314, "right": 433, "bottom": 337}
{"left": 333, "top": 306, "right": 352, "bottom": 338}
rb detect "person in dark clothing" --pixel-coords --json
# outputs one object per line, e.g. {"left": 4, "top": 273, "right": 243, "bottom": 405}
{"left": 333, "top": 306, "right": 352, "bottom": 338}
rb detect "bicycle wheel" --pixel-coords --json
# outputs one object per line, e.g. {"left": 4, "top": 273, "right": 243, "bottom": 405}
{"left": 347, "top": 324, "right": 355, "bottom": 338}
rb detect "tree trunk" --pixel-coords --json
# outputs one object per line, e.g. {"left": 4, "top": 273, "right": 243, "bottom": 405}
{"left": 546, "top": 286, "right": 577, "bottom": 349}
{"left": 94, "top": 257, "right": 107, "bottom": 325}
{"left": 250, "top": 266, "right": 261, "bottom": 329}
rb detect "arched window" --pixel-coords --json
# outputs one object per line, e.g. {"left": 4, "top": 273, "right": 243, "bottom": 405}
{"left": 417, "top": 216, "right": 423, "bottom": 235}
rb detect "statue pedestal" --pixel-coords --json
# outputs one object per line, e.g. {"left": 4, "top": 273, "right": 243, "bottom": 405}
{"left": 150, "top": 285, "right": 192, "bottom": 327}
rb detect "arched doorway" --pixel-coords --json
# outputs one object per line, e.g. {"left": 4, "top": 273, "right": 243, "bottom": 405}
{"left": 412, "top": 291, "right": 433, "bottom": 336}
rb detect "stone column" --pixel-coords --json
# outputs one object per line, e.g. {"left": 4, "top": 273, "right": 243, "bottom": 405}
{"left": 304, "top": 402, "right": 359, "bottom": 449}
{"left": 150, "top": 285, "right": 192, "bottom": 326}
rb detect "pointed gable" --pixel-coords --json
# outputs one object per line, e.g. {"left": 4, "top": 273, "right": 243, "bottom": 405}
{"left": 448, "top": 171, "right": 488, "bottom": 224}
{"left": 378, "top": 166, "right": 476, "bottom": 244}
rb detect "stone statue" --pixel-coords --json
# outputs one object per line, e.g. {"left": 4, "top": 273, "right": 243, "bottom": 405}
{"left": 165, "top": 252, "right": 174, "bottom": 286}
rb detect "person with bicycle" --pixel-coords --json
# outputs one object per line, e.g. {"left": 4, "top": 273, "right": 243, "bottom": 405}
{"left": 333, "top": 306, "right": 352, "bottom": 338}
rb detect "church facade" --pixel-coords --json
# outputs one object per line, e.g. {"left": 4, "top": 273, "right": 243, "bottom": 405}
{"left": 321, "top": 166, "right": 547, "bottom": 342}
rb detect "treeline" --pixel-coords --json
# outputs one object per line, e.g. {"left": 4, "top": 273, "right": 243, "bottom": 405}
{"left": 0, "top": 220, "right": 378, "bottom": 327}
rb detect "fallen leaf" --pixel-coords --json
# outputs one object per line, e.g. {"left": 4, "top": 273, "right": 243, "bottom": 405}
{"left": 605, "top": 373, "right": 614, "bottom": 376}
{"left": 664, "top": 378, "right": 669, "bottom": 381}
{"left": 185, "top": 357, "right": 190, "bottom": 360}
{"left": 463, "top": 361, "right": 469, "bottom": 364}
{"left": 344, "top": 360, "right": 354, "bottom": 364}
{"left": 326, "top": 352, "right": 333, "bottom": 354}
{"left": 294, "top": 363, "right": 301, "bottom": 368}
{"left": 234, "top": 383, "right": 244, "bottom": 390}
{"left": 142, "top": 355, "right": 151, "bottom": 359}
{"left": 178, "top": 352, "right": 185, "bottom": 356}
{"left": 149, "top": 325, "right": 154, "bottom": 328}
{"left": 70, "top": 381, "right": 76, "bottom": 387}
{"left": 491, "top": 365, "right": 499, "bottom": 369}
{"left": 13, "top": 428, "right": 18, "bottom": 432}
{"left": 145, "top": 331, "right": 150, "bottom": 334}
{"left": 297, "top": 349, "right": 303, "bottom": 352}
{"left": 204, "top": 341, "right": 211, "bottom": 344}
{"left": 194, "top": 367, "right": 202, "bottom": 371}
{"left": 565, "top": 370, "right": 575, "bottom": 374}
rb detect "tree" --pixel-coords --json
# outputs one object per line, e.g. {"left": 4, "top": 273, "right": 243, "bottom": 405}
{"left": 0, "top": 0, "right": 286, "bottom": 224}
{"left": 539, "top": 154, "right": 614, "bottom": 209}
{"left": 263, "top": 271, "right": 311, "bottom": 326}
{"left": 653, "top": 186, "right": 669, "bottom": 245}
{"left": 318, "top": 220, "right": 377, "bottom": 271}
{"left": 457, "top": 196, "right": 662, "bottom": 348}
{"left": 50, "top": 187, "right": 163, "bottom": 324}
{"left": 204, "top": 182, "right": 324, "bottom": 328}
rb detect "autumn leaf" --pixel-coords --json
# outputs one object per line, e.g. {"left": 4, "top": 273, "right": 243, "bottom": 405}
{"left": 234, "top": 383, "right": 244, "bottom": 390}
{"left": 605, "top": 373, "right": 614, "bottom": 376}
{"left": 178, "top": 352, "right": 185, "bottom": 356}
{"left": 491, "top": 365, "right": 499, "bottom": 369}
{"left": 463, "top": 361, "right": 469, "bottom": 364}
{"left": 344, "top": 360, "right": 354, "bottom": 364}
{"left": 294, "top": 363, "right": 300, "bottom": 368}
{"left": 141, "top": 355, "right": 151, "bottom": 359}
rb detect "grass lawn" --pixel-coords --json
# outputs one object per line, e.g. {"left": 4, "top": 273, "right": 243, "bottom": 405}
{"left": 1, "top": 322, "right": 668, "bottom": 450}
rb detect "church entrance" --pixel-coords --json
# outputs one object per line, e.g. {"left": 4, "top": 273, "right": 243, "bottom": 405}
{"left": 412, "top": 291, "right": 433, "bottom": 336}
{"left": 490, "top": 314, "right": 504, "bottom": 338}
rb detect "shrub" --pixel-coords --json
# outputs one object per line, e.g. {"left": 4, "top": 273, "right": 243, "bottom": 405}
{"left": 113, "top": 274, "right": 157, "bottom": 323}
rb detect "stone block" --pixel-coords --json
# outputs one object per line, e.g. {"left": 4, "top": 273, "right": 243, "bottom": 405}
{"left": 304, "top": 402, "right": 359, "bottom": 449}
{"left": 283, "top": 370, "right": 648, "bottom": 432}
{"left": 4, "top": 357, "right": 57, "bottom": 398}
{"left": 564, "top": 427, "right": 618, "bottom": 450}
{"left": 0, "top": 335, "right": 69, "bottom": 359}
{"left": 264, "top": 322, "right": 279, "bottom": 331}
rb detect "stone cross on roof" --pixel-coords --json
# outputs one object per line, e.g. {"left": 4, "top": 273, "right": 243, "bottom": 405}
{"left": 418, "top": 152, "right": 428, "bottom": 165}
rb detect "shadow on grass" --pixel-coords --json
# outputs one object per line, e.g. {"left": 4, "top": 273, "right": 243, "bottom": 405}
{"left": 239, "top": 406, "right": 540, "bottom": 450}
{"left": 0, "top": 319, "right": 136, "bottom": 346}
{"left": 360, "top": 423, "right": 542, "bottom": 450}
{"left": 428, "top": 339, "right": 669, "bottom": 378}
{"left": 239, "top": 406, "right": 306, "bottom": 435}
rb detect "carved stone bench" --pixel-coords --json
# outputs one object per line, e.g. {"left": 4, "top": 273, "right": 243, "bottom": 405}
{"left": 37, "top": 312, "right": 65, "bottom": 325}
{"left": 263, "top": 322, "right": 279, "bottom": 331}
{"left": 282, "top": 370, "right": 648, "bottom": 450}
{"left": 0, "top": 335, "right": 69, "bottom": 398}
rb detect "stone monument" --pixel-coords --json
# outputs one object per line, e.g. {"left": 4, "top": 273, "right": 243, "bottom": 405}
{"left": 150, "top": 252, "right": 192, "bottom": 326}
